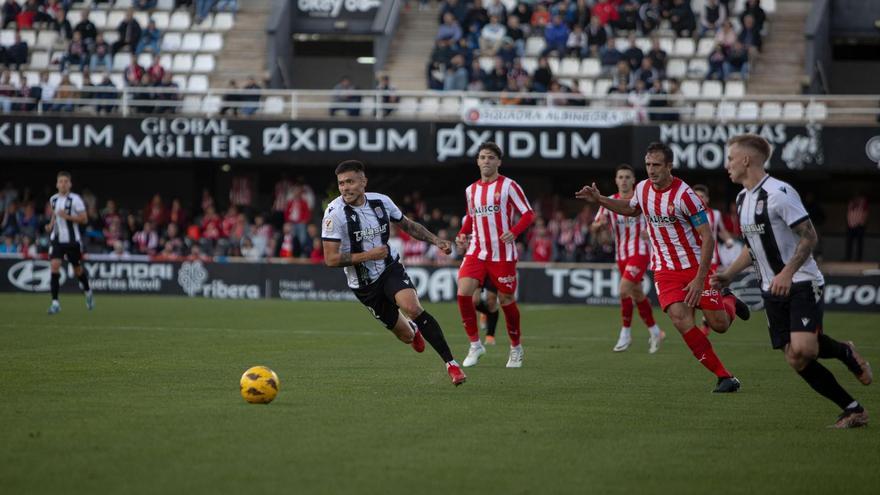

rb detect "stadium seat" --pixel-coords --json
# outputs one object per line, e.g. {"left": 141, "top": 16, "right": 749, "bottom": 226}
{"left": 193, "top": 54, "right": 215, "bottom": 73}
{"left": 547, "top": 57, "right": 560, "bottom": 75}
{"left": 614, "top": 37, "right": 630, "bottom": 51}
{"left": 806, "top": 101, "right": 828, "bottom": 121}
{"left": 24, "top": 71, "right": 40, "bottom": 86}
{"left": 158, "top": 0, "right": 175, "bottom": 10}
{"left": 20, "top": 31, "right": 36, "bottom": 46}
{"left": 461, "top": 97, "right": 480, "bottom": 109}
{"left": 560, "top": 58, "right": 580, "bottom": 77}
{"left": 397, "top": 97, "right": 418, "bottom": 116}
{"left": 169, "top": 12, "right": 192, "bottom": 31}
{"left": 106, "top": 11, "right": 125, "bottom": 29}
{"left": 69, "top": 72, "right": 83, "bottom": 88}
{"left": 525, "top": 37, "right": 546, "bottom": 56}
{"left": 192, "top": 14, "right": 215, "bottom": 31}
{"left": 725, "top": 80, "right": 745, "bottom": 98}
{"left": 635, "top": 37, "right": 652, "bottom": 53}
{"left": 202, "top": 33, "right": 223, "bottom": 52}
{"left": 594, "top": 79, "right": 612, "bottom": 96}
{"left": 66, "top": 10, "right": 82, "bottom": 26}
{"left": 152, "top": 12, "right": 171, "bottom": 30}
{"left": 0, "top": 30, "right": 14, "bottom": 46}
{"left": 115, "top": 0, "right": 133, "bottom": 8}
{"left": 172, "top": 54, "right": 194, "bottom": 73}
{"left": 262, "top": 96, "right": 286, "bottom": 115}
{"left": 90, "top": 73, "right": 103, "bottom": 85}
{"left": 359, "top": 95, "right": 377, "bottom": 116}
{"left": 702, "top": 80, "right": 723, "bottom": 98}
{"left": 697, "top": 38, "right": 714, "bottom": 57}
{"left": 440, "top": 97, "right": 461, "bottom": 116}
{"left": 28, "top": 51, "right": 49, "bottom": 70}
{"left": 717, "top": 101, "right": 737, "bottom": 121}
{"left": 201, "top": 95, "right": 222, "bottom": 115}
{"left": 578, "top": 79, "right": 594, "bottom": 96}
{"left": 187, "top": 75, "right": 208, "bottom": 92}
{"left": 680, "top": 80, "right": 700, "bottom": 97}
{"left": 521, "top": 56, "right": 537, "bottom": 74}
{"left": 558, "top": 78, "right": 575, "bottom": 89}
{"left": 659, "top": 38, "right": 674, "bottom": 54}
{"left": 666, "top": 59, "right": 687, "bottom": 79}
{"left": 110, "top": 73, "right": 125, "bottom": 88}
{"left": 761, "top": 102, "right": 782, "bottom": 120}
{"left": 182, "top": 96, "right": 202, "bottom": 114}
{"left": 580, "top": 58, "right": 600, "bottom": 78}
{"left": 782, "top": 102, "right": 805, "bottom": 121}
{"left": 159, "top": 53, "right": 173, "bottom": 69}
{"left": 137, "top": 53, "right": 153, "bottom": 68}
{"left": 133, "top": 12, "right": 150, "bottom": 28}
{"left": 694, "top": 102, "right": 715, "bottom": 120}
{"left": 103, "top": 31, "right": 119, "bottom": 45}
{"left": 213, "top": 13, "right": 235, "bottom": 31}
{"left": 478, "top": 56, "right": 494, "bottom": 73}
{"left": 48, "top": 72, "right": 62, "bottom": 87}
{"left": 673, "top": 38, "right": 695, "bottom": 58}
{"left": 736, "top": 101, "right": 759, "bottom": 120}
{"left": 181, "top": 33, "right": 203, "bottom": 52}
{"left": 171, "top": 75, "right": 188, "bottom": 88}
{"left": 35, "top": 31, "right": 57, "bottom": 50}
{"left": 9, "top": 72, "right": 20, "bottom": 86}
{"left": 161, "top": 33, "right": 182, "bottom": 51}
{"left": 91, "top": 10, "right": 108, "bottom": 29}
{"left": 113, "top": 53, "right": 132, "bottom": 72}
{"left": 418, "top": 97, "right": 440, "bottom": 117}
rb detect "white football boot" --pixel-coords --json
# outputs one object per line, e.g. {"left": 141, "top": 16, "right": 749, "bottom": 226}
{"left": 506, "top": 345, "right": 523, "bottom": 368}
{"left": 613, "top": 329, "right": 632, "bottom": 352}
{"left": 462, "top": 343, "right": 486, "bottom": 367}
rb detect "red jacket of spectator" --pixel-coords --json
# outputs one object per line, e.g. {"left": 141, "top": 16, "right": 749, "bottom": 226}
{"left": 285, "top": 198, "right": 310, "bottom": 224}
{"left": 201, "top": 214, "right": 221, "bottom": 240}
{"left": 591, "top": 0, "right": 620, "bottom": 26}
{"left": 529, "top": 235, "right": 553, "bottom": 262}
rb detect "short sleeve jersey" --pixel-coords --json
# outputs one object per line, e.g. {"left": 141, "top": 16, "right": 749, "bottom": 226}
{"left": 50, "top": 192, "right": 86, "bottom": 244}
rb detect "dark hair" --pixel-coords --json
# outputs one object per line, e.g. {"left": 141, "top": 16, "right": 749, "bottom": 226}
{"left": 57, "top": 171, "right": 71, "bottom": 179}
{"left": 478, "top": 141, "right": 503, "bottom": 160}
{"left": 615, "top": 163, "right": 634, "bottom": 174}
{"left": 335, "top": 160, "right": 365, "bottom": 176}
{"left": 645, "top": 142, "right": 674, "bottom": 164}
{"left": 728, "top": 133, "right": 771, "bottom": 162}
{"left": 692, "top": 184, "right": 710, "bottom": 196}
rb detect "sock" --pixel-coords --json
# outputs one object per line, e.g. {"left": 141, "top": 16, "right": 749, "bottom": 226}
{"left": 620, "top": 326, "right": 632, "bottom": 337}
{"left": 621, "top": 297, "right": 634, "bottom": 327}
{"left": 457, "top": 295, "right": 480, "bottom": 343}
{"left": 722, "top": 294, "right": 737, "bottom": 320}
{"left": 414, "top": 311, "right": 454, "bottom": 363}
{"left": 501, "top": 302, "right": 521, "bottom": 347}
{"left": 51, "top": 272, "right": 60, "bottom": 301}
{"left": 648, "top": 325, "right": 661, "bottom": 337}
{"left": 636, "top": 298, "right": 656, "bottom": 327}
{"left": 817, "top": 334, "right": 862, "bottom": 374}
{"left": 682, "top": 328, "right": 732, "bottom": 378}
{"left": 797, "top": 360, "right": 857, "bottom": 410}
{"left": 474, "top": 300, "right": 489, "bottom": 315}
{"left": 486, "top": 310, "right": 499, "bottom": 336}
{"left": 77, "top": 271, "right": 91, "bottom": 293}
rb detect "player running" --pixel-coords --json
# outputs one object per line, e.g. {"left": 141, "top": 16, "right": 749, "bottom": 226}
{"left": 321, "top": 160, "right": 466, "bottom": 386}
{"left": 46, "top": 171, "right": 94, "bottom": 315}
{"left": 457, "top": 142, "right": 535, "bottom": 368}
{"left": 712, "top": 134, "right": 872, "bottom": 427}
{"left": 591, "top": 164, "right": 663, "bottom": 353}
{"left": 692, "top": 184, "right": 737, "bottom": 335}
{"left": 576, "top": 142, "right": 749, "bottom": 393}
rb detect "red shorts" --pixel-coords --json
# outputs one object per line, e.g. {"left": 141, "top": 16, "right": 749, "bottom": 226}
{"left": 654, "top": 266, "right": 725, "bottom": 312}
{"left": 617, "top": 255, "right": 650, "bottom": 283}
{"left": 459, "top": 256, "right": 517, "bottom": 294}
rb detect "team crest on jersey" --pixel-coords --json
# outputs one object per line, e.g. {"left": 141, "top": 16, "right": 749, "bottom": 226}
{"left": 323, "top": 218, "right": 334, "bottom": 232}
{"left": 494, "top": 191, "right": 501, "bottom": 202}
{"left": 755, "top": 200, "right": 765, "bottom": 215}
{"left": 667, "top": 204, "right": 675, "bottom": 216}
{"left": 374, "top": 207, "right": 384, "bottom": 219}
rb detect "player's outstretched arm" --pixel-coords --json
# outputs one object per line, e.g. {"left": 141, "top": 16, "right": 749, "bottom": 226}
{"left": 322, "top": 240, "right": 388, "bottom": 267}
{"left": 398, "top": 216, "right": 451, "bottom": 254}
{"left": 575, "top": 183, "right": 640, "bottom": 217}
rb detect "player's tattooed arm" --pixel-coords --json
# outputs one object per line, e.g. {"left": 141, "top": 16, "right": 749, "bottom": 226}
{"left": 785, "top": 219, "right": 818, "bottom": 274}
{"left": 398, "top": 216, "right": 439, "bottom": 244}
{"left": 338, "top": 253, "right": 353, "bottom": 267}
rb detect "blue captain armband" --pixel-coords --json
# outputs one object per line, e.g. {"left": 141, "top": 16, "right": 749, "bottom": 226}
{"left": 689, "top": 210, "right": 708, "bottom": 226}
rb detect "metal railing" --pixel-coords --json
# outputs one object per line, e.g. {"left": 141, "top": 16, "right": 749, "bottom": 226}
{"left": 2, "top": 86, "right": 880, "bottom": 123}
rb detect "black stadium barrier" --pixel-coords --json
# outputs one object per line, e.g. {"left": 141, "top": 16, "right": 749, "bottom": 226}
{"left": 2, "top": 115, "right": 880, "bottom": 172}
{"left": 2, "top": 257, "right": 877, "bottom": 312}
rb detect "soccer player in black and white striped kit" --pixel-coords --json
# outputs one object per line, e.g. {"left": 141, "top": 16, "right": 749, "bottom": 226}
{"left": 46, "top": 171, "right": 94, "bottom": 314}
{"left": 712, "top": 134, "right": 872, "bottom": 428}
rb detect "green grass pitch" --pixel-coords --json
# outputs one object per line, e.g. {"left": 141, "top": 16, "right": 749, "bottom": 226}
{"left": 1, "top": 294, "right": 878, "bottom": 494}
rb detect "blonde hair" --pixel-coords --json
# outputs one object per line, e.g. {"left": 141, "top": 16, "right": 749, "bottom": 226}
{"left": 727, "top": 134, "right": 771, "bottom": 162}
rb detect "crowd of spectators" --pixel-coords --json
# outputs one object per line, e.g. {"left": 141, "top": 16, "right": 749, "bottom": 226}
{"left": 428, "top": 0, "right": 768, "bottom": 100}
{"left": 0, "top": 0, "right": 238, "bottom": 114}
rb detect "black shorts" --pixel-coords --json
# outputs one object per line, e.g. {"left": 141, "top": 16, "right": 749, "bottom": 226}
{"left": 353, "top": 262, "right": 414, "bottom": 330}
{"left": 49, "top": 242, "right": 83, "bottom": 266}
{"left": 481, "top": 275, "right": 498, "bottom": 294}
{"left": 763, "top": 281, "right": 824, "bottom": 350}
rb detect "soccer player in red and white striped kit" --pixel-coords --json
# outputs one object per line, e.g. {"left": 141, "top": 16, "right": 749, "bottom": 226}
{"left": 577, "top": 142, "right": 750, "bottom": 393}
{"left": 456, "top": 142, "right": 535, "bottom": 368}
{"left": 592, "top": 164, "right": 663, "bottom": 353}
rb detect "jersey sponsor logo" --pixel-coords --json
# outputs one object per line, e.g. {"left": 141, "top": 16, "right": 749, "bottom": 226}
{"left": 741, "top": 223, "right": 766, "bottom": 234}
{"left": 647, "top": 214, "right": 677, "bottom": 225}
{"left": 353, "top": 223, "right": 388, "bottom": 242}
{"left": 471, "top": 204, "right": 501, "bottom": 216}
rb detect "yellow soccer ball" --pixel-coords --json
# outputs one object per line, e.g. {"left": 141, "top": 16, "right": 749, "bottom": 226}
{"left": 240, "top": 366, "right": 280, "bottom": 404}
